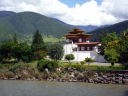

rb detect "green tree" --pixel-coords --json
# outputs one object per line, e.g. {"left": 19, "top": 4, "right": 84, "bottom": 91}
{"left": 0, "top": 40, "right": 32, "bottom": 63}
{"left": 104, "top": 48, "right": 120, "bottom": 66}
{"left": 65, "top": 54, "right": 74, "bottom": 64}
{"left": 118, "top": 30, "right": 128, "bottom": 63}
{"left": 12, "top": 33, "right": 18, "bottom": 44}
{"left": 49, "top": 43, "right": 63, "bottom": 60}
{"left": 101, "top": 32, "right": 121, "bottom": 65}
{"left": 31, "top": 30, "right": 46, "bottom": 60}
{"left": 0, "top": 41, "right": 14, "bottom": 59}
{"left": 102, "top": 32, "right": 120, "bottom": 49}
{"left": 13, "top": 42, "right": 32, "bottom": 62}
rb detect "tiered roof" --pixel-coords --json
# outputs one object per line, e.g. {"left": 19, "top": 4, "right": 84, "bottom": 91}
{"left": 66, "top": 28, "right": 92, "bottom": 39}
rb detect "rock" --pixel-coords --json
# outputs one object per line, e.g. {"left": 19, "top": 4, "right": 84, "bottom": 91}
{"left": 45, "top": 68, "right": 49, "bottom": 74}
{"left": 88, "top": 79, "right": 94, "bottom": 83}
{"left": 122, "top": 79, "right": 128, "bottom": 84}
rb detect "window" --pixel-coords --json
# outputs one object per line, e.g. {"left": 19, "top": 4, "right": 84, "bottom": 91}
{"left": 79, "top": 38, "right": 82, "bottom": 42}
{"left": 87, "top": 47, "right": 90, "bottom": 51}
{"left": 81, "top": 47, "right": 85, "bottom": 51}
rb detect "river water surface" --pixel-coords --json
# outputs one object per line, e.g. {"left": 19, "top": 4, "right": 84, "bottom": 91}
{"left": 0, "top": 80, "right": 127, "bottom": 96}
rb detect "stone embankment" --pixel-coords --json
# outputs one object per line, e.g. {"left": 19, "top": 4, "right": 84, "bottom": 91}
{"left": 0, "top": 67, "right": 128, "bottom": 84}
{"left": 46, "top": 68, "right": 128, "bottom": 84}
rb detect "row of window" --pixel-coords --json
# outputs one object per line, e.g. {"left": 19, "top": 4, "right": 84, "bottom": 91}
{"left": 73, "top": 46, "right": 97, "bottom": 51}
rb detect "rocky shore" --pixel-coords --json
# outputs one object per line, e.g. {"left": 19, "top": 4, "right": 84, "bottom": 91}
{"left": 0, "top": 66, "right": 128, "bottom": 84}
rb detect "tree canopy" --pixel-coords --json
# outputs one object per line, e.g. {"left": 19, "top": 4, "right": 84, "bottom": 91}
{"left": 31, "top": 30, "right": 47, "bottom": 60}
{"left": 49, "top": 43, "right": 63, "bottom": 60}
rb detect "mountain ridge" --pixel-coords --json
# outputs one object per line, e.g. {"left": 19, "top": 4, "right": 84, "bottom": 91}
{"left": 0, "top": 11, "right": 128, "bottom": 42}
{"left": 0, "top": 11, "right": 72, "bottom": 41}
{"left": 90, "top": 20, "right": 128, "bottom": 41}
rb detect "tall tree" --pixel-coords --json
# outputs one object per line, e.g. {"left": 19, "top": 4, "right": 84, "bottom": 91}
{"left": 31, "top": 30, "right": 45, "bottom": 51}
{"left": 12, "top": 33, "right": 18, "bottom": 44}
{"left": 101, "top": 32, "right": 120, "bottom": 65}
{"left": 31, "top": 30, "right": 46, "bottom": 60}
{"left": 118, "top": 30, "right": 128, "bottom": 63}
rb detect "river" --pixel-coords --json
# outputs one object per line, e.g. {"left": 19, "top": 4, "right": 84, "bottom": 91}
{"left": 0, "top": 80, "right": 127, "bottom": 96}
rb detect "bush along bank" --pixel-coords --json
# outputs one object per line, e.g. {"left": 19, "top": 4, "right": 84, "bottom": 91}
{"left": 0, "top": 61, "right": 128, "bottom": 84}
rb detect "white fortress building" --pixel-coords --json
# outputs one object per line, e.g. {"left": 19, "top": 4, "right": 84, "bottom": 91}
{"left": 63, "top": 28, "right": 106, "bottom": 62}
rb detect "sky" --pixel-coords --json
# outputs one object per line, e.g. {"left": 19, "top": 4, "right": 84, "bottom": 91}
{"left": 0, "top": 0, "right": 128, "bottom": 26}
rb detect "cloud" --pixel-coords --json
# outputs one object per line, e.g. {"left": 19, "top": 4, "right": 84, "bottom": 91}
{"left": 102, "top": 0, "right": 128, "bottom": 20}
{"left": 0, "top": 0, "right": 128, "bottom": 26}
{"left": 59, "top": 0, "right": 117, "bottom": 26}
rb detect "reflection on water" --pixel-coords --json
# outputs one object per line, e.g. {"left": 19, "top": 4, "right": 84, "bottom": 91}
{"left": 0, "top": 80, "right": 127, "bottom": 96}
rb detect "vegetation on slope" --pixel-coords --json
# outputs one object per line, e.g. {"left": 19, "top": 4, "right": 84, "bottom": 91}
{"left": 0, "top": 11, "right": 72, "bottom": 41}
{"left": 90, "top": 20, "right": 128, "bottom": 41}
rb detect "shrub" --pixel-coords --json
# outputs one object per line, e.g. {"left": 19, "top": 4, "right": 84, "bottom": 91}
{"left": 80, "top": 61, "right": 85, "bottom": 65}
{"left": 85, "top": 57, "right": 94, "bottom": 65}
{"left": 65, "top": 54, "right": 75, "bottom": 63}
{"left": 9, "top": 63, "right": 30, "bottom": 73}
{"left": 37, "top": 59, "right": 58, "bottom": 72}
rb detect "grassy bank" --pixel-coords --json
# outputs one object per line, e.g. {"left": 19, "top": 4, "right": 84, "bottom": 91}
{"left": 0, "top": 61, "right": 127, "bottom": 73}
{"left": 0, "top": 61, "right": 128, "bottom": 84}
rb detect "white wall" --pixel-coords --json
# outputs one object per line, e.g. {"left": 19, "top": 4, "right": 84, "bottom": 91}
{"left": 63, "top": 44, "right": 77, "bottom": 55}
{"left": 63, "top": 44, "right": 106, "bottom": 62}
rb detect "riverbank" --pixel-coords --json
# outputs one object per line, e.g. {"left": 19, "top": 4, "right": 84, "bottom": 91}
{"left": 0, "top": 62, "right": 128, "bottom": 84}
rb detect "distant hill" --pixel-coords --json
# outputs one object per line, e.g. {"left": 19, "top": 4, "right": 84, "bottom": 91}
{"left": 75, "top": 25, "right": 99, "bottom": 32}
{"left": 0, "top": 11, "right": 72, "bottom": 41}
{"left": 1, "top": 11, "right": 127, "bottom": 42}
{"left": 90, "top": 20, "right": 128, "bottom": 41}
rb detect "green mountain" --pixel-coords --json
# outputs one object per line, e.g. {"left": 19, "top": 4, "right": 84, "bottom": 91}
{"left": 0, "top": 11, "right": 72, "bottom": 41}
{"left": 90, "top": 20, "right": 128, "bottom": 41}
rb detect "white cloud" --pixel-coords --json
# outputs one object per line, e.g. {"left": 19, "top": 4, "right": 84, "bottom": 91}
{"left": 59, "top": 0, "right": 117, "bottom": 26}
{"left": 102, "top": 0, "right": 128, "bottom": 20}
{"left": 0, "top": 0, "right": 128, "bottom": 26}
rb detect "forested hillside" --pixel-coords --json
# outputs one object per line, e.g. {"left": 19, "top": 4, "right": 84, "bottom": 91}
{"left": 90, "top": 20, "right": 128, "bottom": 41}
{"left": 0, "top": 11, "right": 72, "bottom": 41}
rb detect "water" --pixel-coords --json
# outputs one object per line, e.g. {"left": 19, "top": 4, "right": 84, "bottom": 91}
{"left": 0, "top": 80, "right": 127, "bottom": 96}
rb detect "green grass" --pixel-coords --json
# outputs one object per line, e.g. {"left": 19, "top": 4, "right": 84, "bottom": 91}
{"left": 59, "top": 62, "right": 127, "bottom": 71}
{"left": 0, "top": 61, "right": 127, "bottom": 73}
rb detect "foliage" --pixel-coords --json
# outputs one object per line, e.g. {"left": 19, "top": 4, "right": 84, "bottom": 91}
{"left": 0, "top": 11, "right": 72, "bottom": 41}
{"left": 31, "top": 30, "right": 45, "bottom": 50}
{"left": 101, "top": 32, "right": 120, "bottom": 65}
{"left": 84, "top": 57, "right": 94, "bottom": 65}
{"left": 49, "top": 43, "right": 63, "bottom": 60}
{"left": 33, "top": 50, "right": 47, "bottom": 60}
{"left": 37, "top": 59, "right": 59, "bottom": 72}
{"left": 80, "top": 61, "right": 85, "bottom": 65}
{"left": 102, "top": 32, "right": 120, "bottom": 49}
{"left": 31, "top": 30, "right": 46, "bottom": 60}
{"left": 104, "top": 48, "right": 120, "bottom": 66}
{"left": 12, "top": 34, "right": 18, "bottom": 44}
{"left": 0, "top": 40, "right": 33, "bottom": 63}
{"left": 65, "top": 63, "right": 86, "bottom": 71}
{"left": 90, "top": 20, "right": 128, "bottom": 41}
{"left": 9, "top": 63, "right": 30, "bottom": 73}
{"left": 96, "top": 66, "right": 126, "bottom": 71}
{"left": 0, "top": 41, "right": 15, "bottom": 59}
{"left": 60, "top": 62, "right": 127, "bottom": 71}
{"left": 65, "top": 54, "right": 75, "bottom": 63}
{"left": 101, "top": 31, "right": 128, "bottom": 64}
{"left": 118, "top": 30, "right": 128, "bottom": 62}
